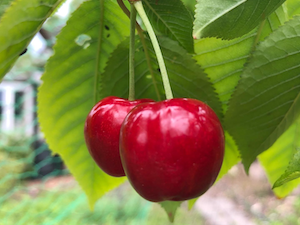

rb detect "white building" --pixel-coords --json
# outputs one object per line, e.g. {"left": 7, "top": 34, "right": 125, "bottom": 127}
{"left": 0, "top": 75, "right": 41, "bottom": 137}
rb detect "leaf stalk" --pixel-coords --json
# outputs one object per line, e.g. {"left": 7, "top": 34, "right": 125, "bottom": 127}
{"left": 134, "top": 1, "right": 173, "bottom": 100}
{"left": 94, "top": 0, "right": 105, "bottom": 104}
{"left": 128, "top": 4, "right": 136, "bottom": 101}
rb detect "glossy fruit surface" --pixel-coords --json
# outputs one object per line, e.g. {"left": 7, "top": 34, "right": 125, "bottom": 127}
{"left": 119, "top": 98, "right": 224, "bottom": 201}
{"left": 84, "top": 96, "right": 154, "bottom": 177}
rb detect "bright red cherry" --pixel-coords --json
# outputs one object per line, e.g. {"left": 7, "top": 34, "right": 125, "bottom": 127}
{"left": 119, "top": 98, "right": 224, "bottom": 201}
{"left": 84, "top": 96, "right": 154, "bottom": 177}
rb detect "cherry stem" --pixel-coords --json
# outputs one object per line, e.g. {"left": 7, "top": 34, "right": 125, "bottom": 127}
{"left": 252, "top": 19, "right": 266, "bottom": 53}
{"left": 134, "top": 1, "right": 173, "bottom": 100}
{"left": 128, "top": 4, "right": 136, "bottom": 101}
{"left": 117, "top": 0, "right": 161, "bottom": 101}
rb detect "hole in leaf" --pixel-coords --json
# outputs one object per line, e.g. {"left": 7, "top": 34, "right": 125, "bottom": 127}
{"left": 83, "top": 43, "right": 90, "bottom": 49}
{"left": 75, "top": 34, "right": 92, "bottom": 49}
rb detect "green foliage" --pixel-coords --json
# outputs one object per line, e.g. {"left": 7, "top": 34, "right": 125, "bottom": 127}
{"left": 286, "top": 0, "right": 300, "bottom": 18}
{"left": 216, "top": 132, "right": 240, "bottom": 180}
{"left": 38, "top": 0, "right": 130, "bottom": 208}
{"left": 143, "top": 0, "right": 194, "bottom": 53}
{"left": 0, "top": 0, "right": 13, "bottom": 19}
{"left": 260, "top": 116, "right": 300, "bottom": 197}
{"left": 159, "top": 201, "right": 182, "bottom": 222}
{"left": 0, "top": 136, "right": 33, "bottom": 194}
{"left": 0, "top": 152, "right": 26, "bottom": 194}
{"left": 225, "top": 15, "right": 300, "bottom": 171}
{"left": 0, "top": 0, "right": 63, "bottom": 81}
{"left": 272, "top": 117, "right": 300, "bottom": 189}
{"left": 194, "top": 32, "right": 256, "bottom": 112}
{"left": 193, "top": 0, "right": 285, "bottom": 39}
{"left": 194, "top": 5, "right": 287, "bottom": 113}
{"left": 181, "top": 0, "right": 195, "bottom": 13}
{"left": 274, "top": 151, "right": 300, "bottom": 189}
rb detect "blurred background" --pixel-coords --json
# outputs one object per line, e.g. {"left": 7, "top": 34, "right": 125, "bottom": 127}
{"left": 1, "top": 0, "right": 300, "bottom": 224}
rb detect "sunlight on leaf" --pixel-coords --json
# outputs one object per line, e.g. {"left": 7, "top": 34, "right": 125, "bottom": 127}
{"left": 286, "top": 0, "right": 300, "bottom": 18}
{"left": 0, "top": 0, "right": 63, "bottom": 81}
{"left": 0, "top": 0, "right": 13, "bottom": 19}
{"left": 193, "top": 5, "right": 287, "bottom": 113}
{"left": 38, "top": 0, "right": 129, "bottom": 208}
{"left": 74, "top": 34, "right": 92, "bottom": 49}
{"left": 259, "top": 116, "right": 300, "bottom": 197}
{"left": 193, "top": 0, "right": 285, "bottom": 39}
{"left": 216, "top": 132, "right": 240, "bottom": 182}
{"left": 194, "top": 32, "right": 255, "bottom": 113}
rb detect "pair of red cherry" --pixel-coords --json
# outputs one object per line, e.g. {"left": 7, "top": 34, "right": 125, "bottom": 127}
{"left": 84, "top": 96, "right": 224, "bottom": 202}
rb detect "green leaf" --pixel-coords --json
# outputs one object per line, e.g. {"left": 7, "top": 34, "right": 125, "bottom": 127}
{"left": 225, "top": 15, "right": 300, "bottom": 172}
{"left": 102, "top": 35, "right": 222, "bottom": 118}
{"left": 193, "top": 6, "right": 288, "bottom": 113}
{"left": 216, "top": 132, "right": 240, "bottom": 181}
{"left": 286, "top": 0, "right": 300, "bottom": 18}
{"left": 259, "top": 116, "right": 300, "bottom": 197}
{"left": 0, "top": 0, "right": 14, "bottom": 19}
{"left": 274, "top": 150, "right": 300, "bottom": 188}
{"left": 100, "top": 35, "right": 163, "bottom": 101}
{"left": 272, "top": 117, "right": 300, "bottom": 189}
{"left": 188, "top": 198, "right": 197, "bottom": 210}
{"left": 143, "top": 0, "right": 194, "bottom": 53}
{"left": 0, "top": 0, "right": 63, "bottom": 80}
{"left": 181, "top": 0, "right": 196, "bottom": 13}
{"left": 159, "top": 201, "right": 182, "bottom": 223}
{"left": 157, "top": 37, "right": 222, "bottom": 116}
{"left": 38, "top": 0, "right": 129, "bottom": 208}
{"left": 262, "top": 3, "right": 289, "bottom": 37}
{"left": 193, "top": 32, "right": 256, "bottom": 112}
{"left": 193, "top": 0, "right": 285, "bottom": 39}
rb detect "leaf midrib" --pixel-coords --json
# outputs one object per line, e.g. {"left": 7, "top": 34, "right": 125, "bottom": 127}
{"left": 194, "top": 0, "right": 247, "bottom": 37}
{"left": 94, "top": 0, "right": 105, "bottom": 104}
{"left": 246, "top": 91, "right": 300, "bottom": 169}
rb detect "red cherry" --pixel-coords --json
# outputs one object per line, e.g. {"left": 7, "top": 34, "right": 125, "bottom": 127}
{"left": 119, "top": 98, "right": 224, "bottom": 201}
{"left": 84, "top": 96, "right": 154, "bottom": 177}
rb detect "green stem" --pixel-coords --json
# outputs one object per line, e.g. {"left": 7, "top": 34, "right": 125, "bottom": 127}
{"left": 252, "top": 19, "right": 266, "bottom": 53}
{"left": 128, "top": 4, "right": 136, "bottom": 101}
{"left": 117, "top": 0, "right": 161, "bottom": 101}
{"left": 137, "top": 30, "right": 161, "bottom": 101}
{"left": 134, "top": 1, "right": 173, "bottom": 100}
{"left": 94, "top": 0, "right": 105, "bottom": 104}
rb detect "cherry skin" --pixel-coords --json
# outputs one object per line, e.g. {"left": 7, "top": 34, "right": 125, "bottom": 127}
{"left": 119, "top": 98, "right": 224, "bottom": 201}
{"left": 84, "top": 96, "right": 154, "bottom": 177}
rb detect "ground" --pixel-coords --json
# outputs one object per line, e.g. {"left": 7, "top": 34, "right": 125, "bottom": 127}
{"left": 21, "top": 162, "right": 300, "bottom": 225}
